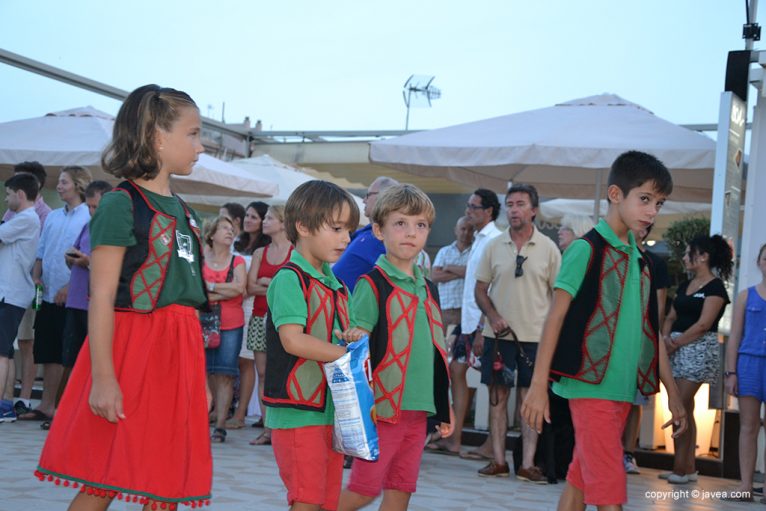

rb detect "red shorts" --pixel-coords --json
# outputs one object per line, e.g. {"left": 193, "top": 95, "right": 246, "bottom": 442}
{"left": 271, "top": 425, "right": 344, "bottom": 510}
{"left": 567, "top": 398, "right": 631, "bottom": 506}
{"left": 348, "top": 410, "right": 427, "bottom": 496}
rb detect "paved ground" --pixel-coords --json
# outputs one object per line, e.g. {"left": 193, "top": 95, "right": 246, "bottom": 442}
{"left": 2, "top": 419, "right": 757, "bottom": 511}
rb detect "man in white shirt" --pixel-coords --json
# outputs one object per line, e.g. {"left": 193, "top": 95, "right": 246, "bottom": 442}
{"left": 3, "top": 162, "right": 51, "bottom": 415}
{"left": 0, "top": 174, "right": 41, "bottom": 422}
{"left": 431, "top": 216, "right": 474, "bottom": 332}
{"left": 428, "top": 189, "right": 502, "bottom": 457}
{"left": 20, "top": 166, "right": 91, "bottom": 422}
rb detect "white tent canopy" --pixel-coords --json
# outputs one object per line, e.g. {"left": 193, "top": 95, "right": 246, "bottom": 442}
{"left": 0, "top": 106, "right": 276, "bottom": 198}
{"left": 370, "top": 94, "right": 716, "bottom": 202}
{"left": 182, "top": 154, "right": 369, "bottom": 225}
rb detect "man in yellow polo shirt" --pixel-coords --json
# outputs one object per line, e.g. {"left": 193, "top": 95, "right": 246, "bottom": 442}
{"left": 474, "top": 183, "right": 561, "bottom": 481}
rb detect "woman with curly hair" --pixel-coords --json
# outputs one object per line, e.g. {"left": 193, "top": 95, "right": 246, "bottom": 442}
{"left": 661, "top": 234, "right": 733, "bottom": 484}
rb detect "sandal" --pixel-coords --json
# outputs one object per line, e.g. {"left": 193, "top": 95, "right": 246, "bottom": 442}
{"left": 211, "top": 428, "right": 227, "bottom": 443}
{"left": 225, "top": 418, "right": 245, "bottom": 429}
{"left": 18, "top": 409, "right": 53, "bottom": 421}
{"left": 459, "top": 450, "right": 493, "bottom": 461}
{"left": 249, "top": 432, "right": 271, "bottom": 445}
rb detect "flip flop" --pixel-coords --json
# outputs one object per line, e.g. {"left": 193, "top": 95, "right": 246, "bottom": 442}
{"left": 18, "top": 409, "right": 52, "bottom": 421}
{"left": 425, "top": 443, "right": 460, "bottom": 456}
{"left": 249, "top": 432, "right": 271, "bottom": 446}
{"left": 459, "top": 450, "right": 492, "bottom": 461}
{"left": 225, "top": 418, "right": 245, "bottom": 429}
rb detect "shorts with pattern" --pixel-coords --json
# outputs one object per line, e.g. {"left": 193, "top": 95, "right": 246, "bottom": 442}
{"left": 247, "top": 314, "right": 267, "bottom": 352}
{"left": 669, "top": 331, "right": 720, "bottom": 384}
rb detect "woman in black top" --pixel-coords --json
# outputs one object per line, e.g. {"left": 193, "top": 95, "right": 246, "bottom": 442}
{"left": 661, "top": 235, "right": 733, "bottom": 484}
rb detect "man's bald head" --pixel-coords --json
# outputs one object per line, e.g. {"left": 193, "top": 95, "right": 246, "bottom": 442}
{"left": 364, "top": 176, "right": 399, "bottom": 218}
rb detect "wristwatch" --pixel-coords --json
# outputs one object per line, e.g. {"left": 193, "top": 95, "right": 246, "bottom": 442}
{"left": 207, "top": 282, "right": 216, "bottom": 292}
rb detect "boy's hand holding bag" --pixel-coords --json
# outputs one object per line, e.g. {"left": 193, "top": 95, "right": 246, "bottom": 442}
{"left": 323, "top": 335, "right": 379, "bottom": 461}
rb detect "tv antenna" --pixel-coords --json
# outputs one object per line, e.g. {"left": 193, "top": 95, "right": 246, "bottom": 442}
{"left": 402, "top": 75, "right": 441, "bottom": 130}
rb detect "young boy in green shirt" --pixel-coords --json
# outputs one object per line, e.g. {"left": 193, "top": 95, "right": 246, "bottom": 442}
{"left": 337, "top": 184, "right": 453, "bottom": 511}
{"left": 264, "top": 180, "right": 360, "bottom": 511}
{"left": 521, "top": 151, "right": 688, "bottom": 511}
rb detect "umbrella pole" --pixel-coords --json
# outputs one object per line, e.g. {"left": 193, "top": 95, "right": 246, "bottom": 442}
{"left": 593, "top": 172, "right": 603, "bottom": 221}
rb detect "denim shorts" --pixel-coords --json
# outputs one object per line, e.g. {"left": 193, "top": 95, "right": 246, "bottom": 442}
{"left": 737, "top": 353, "right": 766, "bottom": 401}
{"left": 205, "top": 326, "right": 243, "bottom": 376}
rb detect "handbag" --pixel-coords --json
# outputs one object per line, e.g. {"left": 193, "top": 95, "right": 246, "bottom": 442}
{"left": 201, "top": 303, "right": 222, "bottom": 349}
{"left": 489, "top": 326, "right": 533, "bottom": 405}
{"left": 201, "top": 256, "right": 236, "bottom": 349}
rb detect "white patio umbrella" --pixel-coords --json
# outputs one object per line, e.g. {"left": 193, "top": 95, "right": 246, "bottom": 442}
{"left": 0, "top": 107, "right": 276, "bottom": 198}
{"left": 181, "top": 154, "right": 369, "bottom": 224}
{"left": 369, "top": 94, "right": 716, "bottom": 202}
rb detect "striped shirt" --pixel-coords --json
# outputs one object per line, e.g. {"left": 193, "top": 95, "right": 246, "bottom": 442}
{"left": 433, "top": 241, "right": 472, "bottom": 309}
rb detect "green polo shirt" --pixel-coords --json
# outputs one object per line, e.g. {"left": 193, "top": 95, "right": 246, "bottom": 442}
{"left": 353, "top": 255, "right": 435, "bottom": 415}
{"left": 265, "top": 250, "right": 346, "bottom": 429}
{"left": 90, "top": 187, "right": 206, "bottom": 308}
{"left": 551, "top": 219, "right": 642, "bottom": 403}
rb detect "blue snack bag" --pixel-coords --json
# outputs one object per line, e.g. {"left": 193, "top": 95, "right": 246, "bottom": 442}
{"left": 323, "top": 336, "right": 379, "bottom": 461}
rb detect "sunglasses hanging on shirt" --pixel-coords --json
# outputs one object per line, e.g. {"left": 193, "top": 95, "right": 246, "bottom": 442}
{"left": 515, "top": 254, "right": 528, "bottom": 278}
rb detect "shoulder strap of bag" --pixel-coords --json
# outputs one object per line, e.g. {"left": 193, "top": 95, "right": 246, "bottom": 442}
{"left": 225, "top": 255, "right": 236, "bottom": 283}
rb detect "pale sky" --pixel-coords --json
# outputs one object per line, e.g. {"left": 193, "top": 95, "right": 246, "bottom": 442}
{"left": 0, "top": 0, "right": 757, "bottom": 131}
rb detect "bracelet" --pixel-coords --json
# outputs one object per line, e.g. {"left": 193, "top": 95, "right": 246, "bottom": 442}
{"left": 724, "top": 371, "right": 737, "bottom": 377}
{"left": 207, "top": 282, "right": 215, "bottom": 292}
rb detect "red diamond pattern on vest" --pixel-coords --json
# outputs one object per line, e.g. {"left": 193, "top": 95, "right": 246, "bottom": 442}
{"left": 131, "top": 214, "right": 174, "bottom": 311}
{"left": 374, "top": 288, "right": 417, "bottom": 418}
{"left": 581, "top": 247, "right": 627, "bottom": 382}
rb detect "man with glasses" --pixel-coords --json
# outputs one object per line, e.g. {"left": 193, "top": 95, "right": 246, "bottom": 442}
{"left": 435, "top": 189, "right": 503, "bottom": 458}
{"left": 333, "top": 176, "right": 398, "bottom": 292}
{"left": 473, "top": 183, "right": 561, "bottom": 481}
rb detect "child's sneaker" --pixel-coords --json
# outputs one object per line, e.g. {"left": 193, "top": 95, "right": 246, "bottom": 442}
{"left": 623, "top": 453, "right": 640, "bottom": 474}
{"left": 0, "top": 400, "right": 17, "bottom": 423}
{"left": 659, "top": 471, "right": 698, "bottom": 482}
{"left": 13, "top": 399, "right": 31, "bottom": 416}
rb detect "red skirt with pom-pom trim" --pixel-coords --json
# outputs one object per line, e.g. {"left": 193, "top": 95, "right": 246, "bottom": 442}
{"left": 36, "top": 305, "right": 212, "bottom": 505}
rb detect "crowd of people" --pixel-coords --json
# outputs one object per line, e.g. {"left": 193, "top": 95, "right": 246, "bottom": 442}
{"left": 0, "top": 83, "right": 763, "bottom": 511}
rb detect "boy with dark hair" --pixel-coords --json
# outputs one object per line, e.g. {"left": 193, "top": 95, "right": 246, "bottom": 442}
{"left": 338, "top": 184, "right": 453, "bottom": 511}
{"left": 0, "top": 174, "right": 41, "bottom": 421}
{"left": 3, "top": 161, "right": 51, "bottom": 225}
{"left": 14, "top": 161, "right": 47, "bottom": 188}
{"left": 264, "top": 180, "right": 360, "bottom": 511}
{"left": 3, "top": 162, "right": 51, "bottom": 415}
{"left": 522, "top": 151, "right": 687, "bottom": 510}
